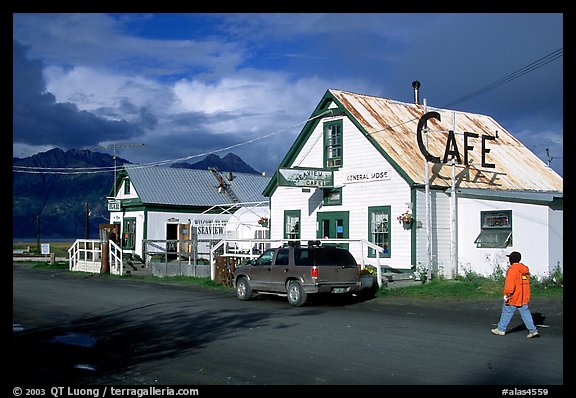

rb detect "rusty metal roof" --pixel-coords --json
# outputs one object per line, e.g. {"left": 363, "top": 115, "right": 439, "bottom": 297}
{"left": 330, "top": 89, "right": 563, "bottom": 193}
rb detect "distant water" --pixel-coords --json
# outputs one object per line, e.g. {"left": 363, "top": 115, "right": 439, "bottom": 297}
{"left": 13, "top": 238, "right": 88, "bottom": 243}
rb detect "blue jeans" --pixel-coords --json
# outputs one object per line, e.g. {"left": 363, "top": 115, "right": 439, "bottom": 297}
{"left": 497, "top": 303, "right": 538, "bottom": 333}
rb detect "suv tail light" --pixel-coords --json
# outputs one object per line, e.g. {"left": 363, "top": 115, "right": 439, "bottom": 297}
{"left": 311, "top": 265, "right": 318, "bottom": 279}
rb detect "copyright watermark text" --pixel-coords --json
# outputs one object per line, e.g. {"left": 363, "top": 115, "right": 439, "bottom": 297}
{"left": 13, "top": 387, "right": 199, "bottom": 398}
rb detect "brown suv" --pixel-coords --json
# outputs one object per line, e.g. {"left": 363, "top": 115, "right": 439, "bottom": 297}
{"left": 233, "top": 241, "right": 363, "bottom": 306}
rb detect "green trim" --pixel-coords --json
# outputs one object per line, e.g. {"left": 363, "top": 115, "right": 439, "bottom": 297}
{"left": 327, "top": 94, "right": 416, "bottom": 187}
{"left": 323, "top": 187, "right": 342, "bottom": 206}
{"left": 122, "top": 217, "right": 137, "bottom": 250}
{"left": 109, "top": 167, "right": 129, "bottom": 197}
{"left": 123, "top": 177, "right": 131, "bottom": 195}
{"left": 316, "top": 211, "right": 349, "bottom": 239}
{"left": 118, "top": 198, "right": 144, "bottom": 208}
{"left": 283, "top": 210, "right": 301, "bottom": 239}
{"left": 323, "top": 119, "right": 343, "bottom": 169}
{"left": 121, "top": 201, "right": 227, "bottom": 214}
{"left": 262, "top": 170, "right": 278, "bottom": 197}
{"left": 263, "top": 90, "right": 339, "bottom": 197}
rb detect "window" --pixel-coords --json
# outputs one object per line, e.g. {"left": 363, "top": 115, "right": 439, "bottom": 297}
{"left": 255, "top": 249, "right": 275, "bottom": 266}
{"left": 324, "top": 120, "right": 343, "bottom": 168}
{"left": 124, "top": 178, "right": 131, "bottom": 195}
{"left": 315, "top": 248, "right": 357, "bottom": 267}
{"left": 274, "top": 249, "right": 290, "bottom": 266}
{"left": 474, "top": 210, "right": 512, "bottom": 248}
{"left": 368, "top": 206, "right": 391, "bottom": 258}
{"left": 284, "top": 210, "right": 301, "bottom": 239}
{"left": 323, "top": 188, "right": 342, "bottom": 206}
{"left": 294, "top": 248, "right": 313, "bottom": 266}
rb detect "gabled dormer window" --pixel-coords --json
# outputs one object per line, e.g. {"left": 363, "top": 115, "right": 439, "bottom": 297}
{"left": 124, "top": 178, "right": 131, "bottom": 195}
{"left": 324, "top": 120, "right": 343, "bottom": 168}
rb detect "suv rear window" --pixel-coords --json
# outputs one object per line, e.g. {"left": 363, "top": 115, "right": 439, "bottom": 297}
{"left": 314, "top": 248, "right": 357, "bottom": 267}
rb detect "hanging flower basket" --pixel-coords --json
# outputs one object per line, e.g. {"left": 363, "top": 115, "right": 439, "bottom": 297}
{"left": 397, "top": 210, "right": 414, "bottom": 225}
{"left": 258, "top": 217, "right": 269, "bottom": 228}
{"left": 397, "top": 210, "right": 414, "bottom": 229}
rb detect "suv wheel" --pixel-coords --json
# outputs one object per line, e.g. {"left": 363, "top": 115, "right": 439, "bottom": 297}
{"left": 287, "top": 280, "right": 307, "bottom": 307}
{"left": 236, "top": 277, "right": 252, "bottom": 301}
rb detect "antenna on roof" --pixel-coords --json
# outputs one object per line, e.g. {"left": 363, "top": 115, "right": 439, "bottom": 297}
{"left": 545, "top": 148, "right": 563, "bottom": 167}
{"left": 81, "top": 143, "right": 144, "bottom": 196}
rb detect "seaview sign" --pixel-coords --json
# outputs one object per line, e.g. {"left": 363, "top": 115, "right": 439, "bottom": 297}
{"left": 278, "top": 168, "right": 334, "bottom": 187}
{"left": 417, "top": 111, "right": 496, "bottom": 168}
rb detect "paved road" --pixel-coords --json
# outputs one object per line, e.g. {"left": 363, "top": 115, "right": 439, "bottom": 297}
{"left": 11, "top": 265, "right": 563, "bottom": 387}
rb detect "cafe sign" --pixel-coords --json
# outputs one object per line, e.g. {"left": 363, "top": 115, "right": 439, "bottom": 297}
{"left": 278, "top": 168, "right": 333, "bottom": 188}
{"left": 417, "top": 111, "right": 496, "bottom": 168}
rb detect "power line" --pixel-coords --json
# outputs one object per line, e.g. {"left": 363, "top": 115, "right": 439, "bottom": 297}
{"left": 443, "top": 48, "right": 562, "bottom": 108}
{"left": 13, "top": 110, "right": 333, "bottom": 175}
{"left": 13, "top": 48, "right": 562, "bottom": 175}
{"left": 369, "top": 47, "right": 563, "bottom": 136}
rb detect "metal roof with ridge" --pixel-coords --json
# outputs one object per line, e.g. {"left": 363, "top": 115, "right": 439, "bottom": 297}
{"left": 116, "top": 166, "right": 271, "bottom": 207}
{"left": 266, "top": 88, "right": 563, "bottom": 196}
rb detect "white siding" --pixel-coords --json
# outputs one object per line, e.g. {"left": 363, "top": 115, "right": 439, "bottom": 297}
{"left": 547, "top": 207, "right": 563, "bottom": 274}
{"left": 271, "top": 116, "right": 414, "bottom": 269}
{"left": 457, "top": 197, "right": 561, "bottom": 278}
{"left": 414, "top": 189, "right": 453, "bottom": 277}
{"left": 116, "top": 179, "right": 138, "bottom": 199}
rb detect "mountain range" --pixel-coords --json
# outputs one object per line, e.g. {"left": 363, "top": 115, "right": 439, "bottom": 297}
{"left": 13, "top": 148, "right": 261, "bottom": 240}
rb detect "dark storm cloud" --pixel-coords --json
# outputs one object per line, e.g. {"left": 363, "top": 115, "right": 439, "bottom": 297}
{"left": 13, "top": 40, "right": 146, "bottom": 148}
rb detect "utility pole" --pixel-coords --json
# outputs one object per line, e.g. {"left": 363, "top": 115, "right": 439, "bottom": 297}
{"left": 84, "top": 202, "right": 89, "bottom": 239}
{"left": 81, "top": 143, "right": 144, "bottom": 196}
{"left": 450, "top": 111, "right": 458, "bottom": 278}
{"left": 36, "top": 215, "right": 40, "bottom": 254}
{"left": 423, "top": 98, "right": 433, "bottom": 282}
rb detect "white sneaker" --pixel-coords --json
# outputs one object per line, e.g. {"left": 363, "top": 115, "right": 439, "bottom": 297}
{"left": 527, "top": 331, "right": 539, "bottom": 338}
{"left": 491, "top": 328, "right": 505, "bottom": 336}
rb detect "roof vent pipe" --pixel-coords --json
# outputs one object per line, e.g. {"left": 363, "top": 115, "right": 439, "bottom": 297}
{"left": 412, "top": 80, "right": 421, "bottom": 104}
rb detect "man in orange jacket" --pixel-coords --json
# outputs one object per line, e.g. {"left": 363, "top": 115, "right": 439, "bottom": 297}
{"left": 491, "top": 251, "right": 539, "bottom": 338}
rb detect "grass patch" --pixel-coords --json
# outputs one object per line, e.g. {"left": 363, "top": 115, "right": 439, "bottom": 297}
{"left": 376, "top": 278, "right": 563, "bottom": 300}
{"left": 13, "top": 241, "right": 73, "bottom": 258}
{"left": 17, "top": 259, "right": 563, "bottom": 301}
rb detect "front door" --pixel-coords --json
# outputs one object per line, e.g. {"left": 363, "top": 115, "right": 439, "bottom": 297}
{"left": 122, "top": 218, "right": 136, "bottom": 251}
{"left": 166, "top": 223, "right": 178, "bottom": 260}
{"left": 317, "top": 211, "right": 349, "bottom": 249}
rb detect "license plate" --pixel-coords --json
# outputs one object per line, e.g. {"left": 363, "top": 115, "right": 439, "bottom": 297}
{"left": 332, "top": 287, "right": 348, "bottom": 293}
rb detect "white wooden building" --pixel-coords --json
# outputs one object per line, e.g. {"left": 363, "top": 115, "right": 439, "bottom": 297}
{"left": 107, "top": 166, "right": 271, "bottom": 259}
{"left": 263, "top": 89, "right": 563, "bottom": 278}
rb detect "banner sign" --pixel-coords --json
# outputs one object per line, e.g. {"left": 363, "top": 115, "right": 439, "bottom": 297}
{"left": 278, "top": 168, "right": 333, "bottom": 188}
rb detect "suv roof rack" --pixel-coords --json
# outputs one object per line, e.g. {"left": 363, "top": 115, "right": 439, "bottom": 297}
{"left": 307, "top": 240, "right": 321, "bottom": 247}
